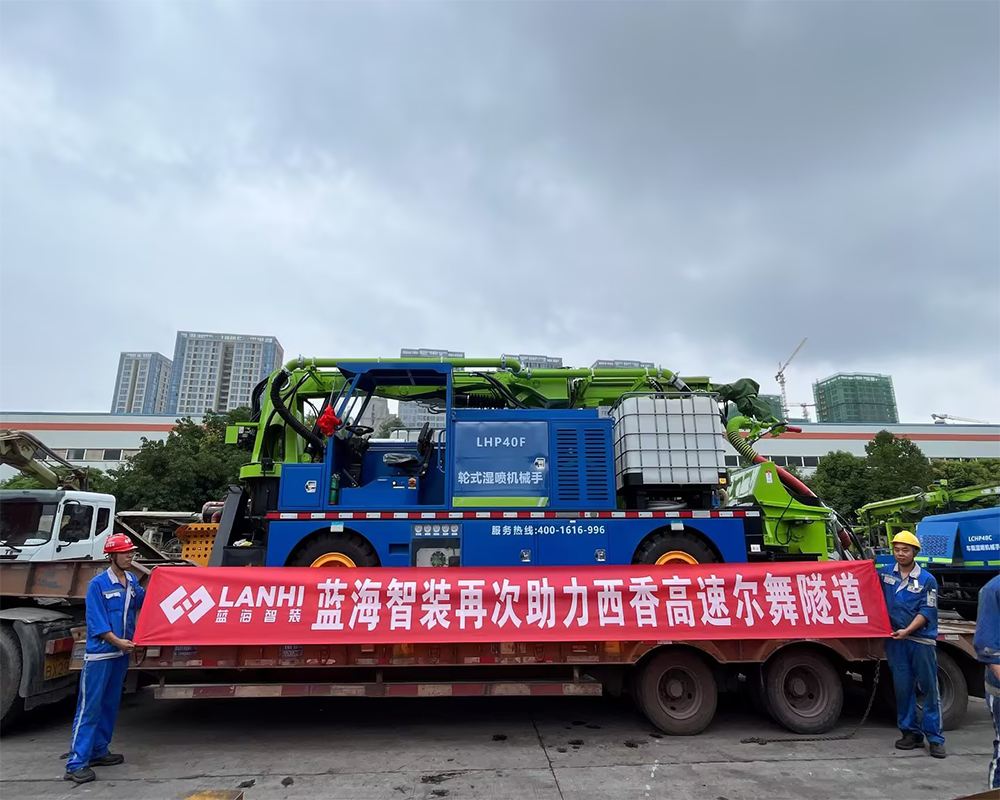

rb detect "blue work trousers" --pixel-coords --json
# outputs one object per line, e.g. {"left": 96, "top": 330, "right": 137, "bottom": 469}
{"left": 885, "top": 637, "right": 944, "bottom": 745}
{"left": 66, "top": 656, "right": 129, "bottom": 772}
{"left": 988, "top": 693, "right": 1000, "bottom": 790}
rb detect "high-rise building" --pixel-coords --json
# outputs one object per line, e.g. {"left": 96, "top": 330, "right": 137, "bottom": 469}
{"left": 398, "top": 348, "right": 465, "bottom": 429}
{"left": 400, "top": 348, "right": 465, "bottom": 360}
{"left": 591, "top": 359, "right": 655, "bottom": 369}
{"left": 511, "top": 354, "right": 563, "bottom": 369}
{"left": 355, "top": 396, "right": 390, "bottom": 432}
{"left": 168, "top": 331, "right": 284, "bottom": 415}
{"left": 111, "top": 352, "right": 173, "bottom": 414}
{"left": 812, "top": 373, "right": 899, "bottom": 424}
{"left": 759, "top": 394, "right": 784, "bottom": 420}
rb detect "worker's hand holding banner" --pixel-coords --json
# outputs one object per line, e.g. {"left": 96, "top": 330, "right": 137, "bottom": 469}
{"left": 135, "top": 561, "right": 890, "bottom": 645}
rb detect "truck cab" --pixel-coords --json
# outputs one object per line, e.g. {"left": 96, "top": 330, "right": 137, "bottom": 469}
{"left": 0, "top": 490, "right": 117, "bottom": 562}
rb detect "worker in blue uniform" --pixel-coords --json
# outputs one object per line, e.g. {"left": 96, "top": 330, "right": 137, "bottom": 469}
{"left": 974, "top": 572, "right": 1000, "bottom": 790}
{"left": 879, "top": 530, "right": 946, "bottom": 758}
{"left": 64, "top": 533, "right": 145, "bottom": 784}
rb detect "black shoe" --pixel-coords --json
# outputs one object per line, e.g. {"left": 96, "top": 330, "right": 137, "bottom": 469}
{"left": 929, "top": 742, "right": 947, "bottom": 759}
{"left": 895, "top": 732, "right": 924, "bottom": 750}
{"left": 89, "top": 753, "right": 124, "bottom": 767}
{"left": 64, "top": 768, "right": 96, "bottom": 784}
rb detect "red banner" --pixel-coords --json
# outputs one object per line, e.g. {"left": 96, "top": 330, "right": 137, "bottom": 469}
{"left": 135, "top": 561, "right": 890, "bottom": 646}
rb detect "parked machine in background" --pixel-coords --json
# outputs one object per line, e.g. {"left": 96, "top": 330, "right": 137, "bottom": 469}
{"left": 858, "top": 481, "right": 1000, "bottom": 619}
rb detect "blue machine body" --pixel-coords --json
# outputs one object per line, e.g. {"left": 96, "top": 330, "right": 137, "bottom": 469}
{"left": 262, "top": 362, "right": 760, "bottom": 568}
{"left": 875, "top": 506, "right": 1000, "bottom": 572}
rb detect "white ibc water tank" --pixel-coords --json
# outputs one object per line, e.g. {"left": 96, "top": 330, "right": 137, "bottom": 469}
{"left": 610, "top": 393, "right": 726, "bottom": 489}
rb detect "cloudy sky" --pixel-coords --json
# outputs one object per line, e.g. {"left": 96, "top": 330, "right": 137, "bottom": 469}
{"left": 1, "top": 1, "right": 997, "bottom": 422}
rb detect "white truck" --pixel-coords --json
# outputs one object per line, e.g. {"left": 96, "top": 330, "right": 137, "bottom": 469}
{"left": 0, "top": 430, "right": 192, "bottom": 728}
{"left": 0, "top": 490, "right": 188, "bottom": 728}
{"left": 1, "top": 489, "right": 118, "bottom": 562}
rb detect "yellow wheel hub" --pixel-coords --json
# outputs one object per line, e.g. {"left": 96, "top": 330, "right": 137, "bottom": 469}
{"left": 655, "top": 550, "right": 700, "bottom": 566}
{"left": 310, "top": 552, "right": 357, "bottom": 568}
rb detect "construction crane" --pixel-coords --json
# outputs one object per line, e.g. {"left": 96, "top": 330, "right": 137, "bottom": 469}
{"left": 932, "top": 414, "right": 991, "bottom": 425}
{"left": 775, "top": 338, "right": 807, "bottom": 420}
{"left": 792, "top": 402, "right": 816, "bottom": 422}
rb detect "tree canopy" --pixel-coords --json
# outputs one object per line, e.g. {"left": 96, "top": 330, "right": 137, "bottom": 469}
{"left": 0, "top": 466, "right": 116, "bottom": 494}
{"left": 805, "top": 451, "right": 871, "bottom": 519}
{"left": 376, "top": 415, "right": 405, "bottom": 438}
{"left": 108, "top": 409, "right": 251, "bottom": 511}
{"left": 801, "top": 431, "right": 998, "bottom": 519}
{"left": 931, "top": 458, "right": 1000, "bottom": 489}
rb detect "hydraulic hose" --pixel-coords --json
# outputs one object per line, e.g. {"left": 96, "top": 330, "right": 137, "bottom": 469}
{"left": 726, "top": 416, "right": 815, "bottom": 496}
{"left": 727, "top": 416, "right": 852, "bottom": 550}
{"left": 270, "top": 370, "right": 326, "bottom": 452}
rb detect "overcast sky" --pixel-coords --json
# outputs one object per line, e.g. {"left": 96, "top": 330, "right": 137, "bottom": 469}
{"left": 1, "top": 1, "right": 998, "bottom": 423}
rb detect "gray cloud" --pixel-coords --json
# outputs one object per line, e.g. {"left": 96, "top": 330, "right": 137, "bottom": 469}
{"left": 1, "top": 1, "right": 997, "bottom": 421}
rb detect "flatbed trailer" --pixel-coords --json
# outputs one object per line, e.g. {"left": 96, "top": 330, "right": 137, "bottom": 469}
{"left": 67, "top": 619, "right": 985, "bottom": 737}
{"left": 4, "top": 556, "right": 984, "bottom": 737}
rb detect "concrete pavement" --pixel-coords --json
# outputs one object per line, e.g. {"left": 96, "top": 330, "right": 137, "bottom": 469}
{"left": 0, "top": 690, "right": 995, "bottom": 799}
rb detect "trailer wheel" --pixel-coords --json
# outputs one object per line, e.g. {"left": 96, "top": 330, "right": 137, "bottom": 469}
{"left": 765, "top": 649, "right": 843, "bottom": 734}
{"left": 634, "top": 531, "right": 718, "bottom": 566}
{"left": 1, "top": 625, "right": 23, "bottom": 731}
{"left": 288, "top": 532, "right": 379, "bottom": 568}
{"left": 635, "top": 650, "right": 717, "bottom": 735}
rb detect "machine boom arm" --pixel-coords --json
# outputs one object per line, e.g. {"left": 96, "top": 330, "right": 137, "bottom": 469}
{"left": 0, "top": 429, "right": 89, "bottom": 490}
{"left": 232, "top": 357, "right": 778, "bottom": 475}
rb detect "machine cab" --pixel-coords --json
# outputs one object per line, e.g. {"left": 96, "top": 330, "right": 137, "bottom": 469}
{"left": 0, "top": 489, "right": 117, "bottom": 562}
{"left": 278, "top": 363, "right": 452, "bottom": 512}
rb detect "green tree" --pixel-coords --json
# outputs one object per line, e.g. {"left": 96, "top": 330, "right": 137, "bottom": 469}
{"left": 109, "top": 408, "right": 251, "bottom": 511}
{"left": 783, "top": 464, "right": 806, "bottom": 481}
{"left": 805, "top": 432, "right": 942, "bottom": 518}
{"left": 0, "top": 467, "right": 115, "bottom": 494}
{"left": 931, "top": 458, "right": 1000, "bottom": 489}
{"left": 376, "top": 415, "right": 405, "bottom": 438}
{"left": 864, "top": 430, "right": 934, "bottom": 501}
{"left": 808, "top": 451, "right": 871, "bottom": 518}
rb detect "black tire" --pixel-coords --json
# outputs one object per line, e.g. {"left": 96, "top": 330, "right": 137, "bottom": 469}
{"left": 765, "top": 648, "right": 843, "bottom": 734}
{"left": 287, "top": 532, "right": 379, "bottom": 568}
{"left": 634, "top": 531, "right": 719, "bottom": 566}
{"left": 634, "top": 650, "right": 718, "bottom": 736}
{"left": 1, "top": 625, "right": 23, "bottom": 732}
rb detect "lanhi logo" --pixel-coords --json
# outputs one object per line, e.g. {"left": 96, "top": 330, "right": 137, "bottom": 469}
{"left": 160, "top": 585, "right": 216, "bottom": 624}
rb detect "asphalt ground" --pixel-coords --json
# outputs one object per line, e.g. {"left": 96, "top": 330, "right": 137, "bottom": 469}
{"left": 1, "top": 684, "right": 996, "bottom": 800}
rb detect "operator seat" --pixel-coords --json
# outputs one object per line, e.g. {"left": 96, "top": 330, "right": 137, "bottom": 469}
{"left": 382, "top": 423, "right": 434, "bottom": 475}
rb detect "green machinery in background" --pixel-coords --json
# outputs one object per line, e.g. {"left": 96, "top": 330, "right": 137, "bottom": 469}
{"left": 857, "top": 480, "right": 1000, "bottom": 547}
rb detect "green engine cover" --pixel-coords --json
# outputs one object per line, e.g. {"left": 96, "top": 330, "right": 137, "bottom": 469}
{"left": 728, "top": 462, "right": 833, "bottom": 559}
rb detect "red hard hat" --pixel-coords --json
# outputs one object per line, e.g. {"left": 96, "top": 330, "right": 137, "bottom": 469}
{"left": 104, "top": 533, "right": 138, "bottom": 554}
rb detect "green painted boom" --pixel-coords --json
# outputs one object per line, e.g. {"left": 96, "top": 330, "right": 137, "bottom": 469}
{"left": 230, "top": 356, "right": 771, "bottom": 479}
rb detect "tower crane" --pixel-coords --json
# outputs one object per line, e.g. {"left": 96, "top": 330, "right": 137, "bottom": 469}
{"left": 931, "top": 414, "right": 991, "bottom": 424}
{"left": 775, "top": 338, "right": 807, "bottom": 420}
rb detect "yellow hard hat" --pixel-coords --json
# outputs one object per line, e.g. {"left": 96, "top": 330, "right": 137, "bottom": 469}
{"left": 891, "top": 531, "right": 921, "bottom": 551}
